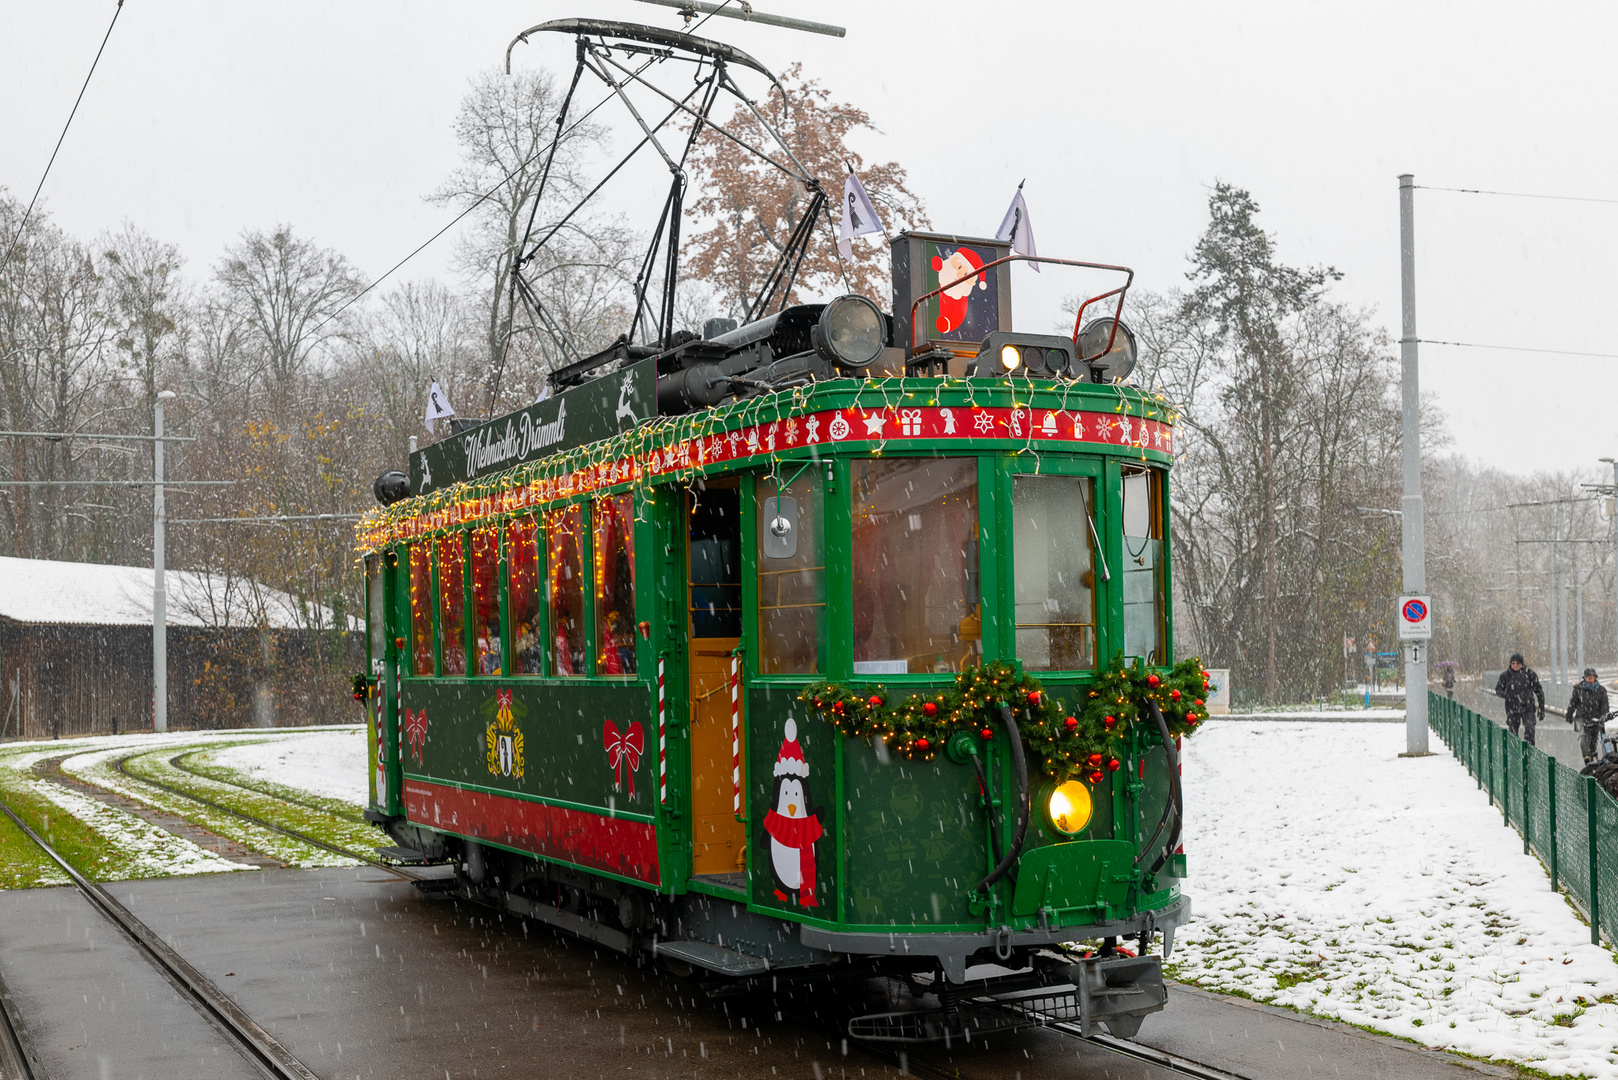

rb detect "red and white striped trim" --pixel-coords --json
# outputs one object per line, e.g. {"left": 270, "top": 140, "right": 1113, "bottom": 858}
{"left": 730, "top": 653, "right": 741, "bottom": 816}
{"left": 657, "top": 657, "right": 667, "bottom": 804}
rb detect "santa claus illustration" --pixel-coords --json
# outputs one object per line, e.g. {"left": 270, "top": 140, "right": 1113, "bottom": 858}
{"left": 930, "top": 246, "right": 989, "bottom": 334}
{"left": 762, "top": 717, "right": 823, "bottom": 907}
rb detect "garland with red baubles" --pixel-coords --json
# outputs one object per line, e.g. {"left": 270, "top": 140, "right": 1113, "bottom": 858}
{"left": 798, "top": 656, "right": 1210, "bottom": 784}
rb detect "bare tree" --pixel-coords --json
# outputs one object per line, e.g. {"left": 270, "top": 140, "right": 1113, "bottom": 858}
{"left": 215, "top": 225, "right": 365, "bottom": 402}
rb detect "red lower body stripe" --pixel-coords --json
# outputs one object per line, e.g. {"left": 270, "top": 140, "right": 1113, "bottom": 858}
{"left": 404, "top": 780, "right": 660, "bottom": 885}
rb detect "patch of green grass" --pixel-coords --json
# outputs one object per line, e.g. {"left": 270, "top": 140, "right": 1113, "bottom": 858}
{"left": 174, "top": 746, "right": 365, "bottom": 822}
{"left": 118, "top": 745, "right": 379, "bottom": 860}
{"left": 1550, "top": 1006, "right": 1584, "bottom": 1028}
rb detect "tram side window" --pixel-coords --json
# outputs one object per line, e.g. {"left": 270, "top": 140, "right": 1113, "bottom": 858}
{"left": 756, "top": 473, "right": 823, "bottom": 674}
{"left": 547, "top": 504, "right": 587, "bottom": 676}
{"left": 437, "top": 534, "right": 467, "bottom": 676}
{"left": 1012, "top": 475, "right": 1097, "bottom": 671}
{"left": 851, "top": 458, "right": 980, "bottom": 674}
{"left": 365, "top": 554, "right": 385, "bottom": 664}
{"left": 408, "top": 542, "right": 434, "bottom": 676}
{"left": 1121, "top": 465, "right": 1166, "bottom": 664}
{"left": 470, "top": 526, "right": 501, "bottom": 676}
{"left": 507, "top": 515, "right": 544, "bottom": 675}
{"left": 593, "top": 493, "right": 636, "bottom": 676}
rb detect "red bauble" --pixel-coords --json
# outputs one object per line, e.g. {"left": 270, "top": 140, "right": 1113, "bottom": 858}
{"left": 980, "top": 727, "right": 994, "bottom": 740}
{"left": 813, "top": 698, "right": 823, "bottom": 708}
{"left": 1195, "top": 699, "right": 1204, "bottom": 707}
{"left": 1027, "top": 690, "right": 1042, "bottom": 706}
{"left": 916, "top": 737, "right": 930, "bottom": 751}
{"left": 1063, "top": 716, "right": 1078, "bottom": 732}
{"left": 1087, "top": 752, "right": 1104, "bottom": 767}
{"left": 1170, "top": 689, "right": 1181, "bottom": 701}
{"left": 868, "top": 695, "right": 883, "bottom": 708}
{"left": 1087, "top": 770, "right": 1104, "bottom": 784}
{"left": 1146, "top": 674, "right": 1160, "bottom": 688}
{"left": 922, "top": 701, "right": 938, "bottom": 717}
{"left": 833, "top": 701, "right": 845, "bottom": 715}
{"left": 1106, "top": 757, "right": 1121, "bottom": 772}
{"left": 1103, "top": 715, "right": 1117, "bottom": 730}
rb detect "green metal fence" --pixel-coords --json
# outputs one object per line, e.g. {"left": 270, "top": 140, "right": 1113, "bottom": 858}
{"left": 1429, "top": 693, "right": 1617, "bottom": 947}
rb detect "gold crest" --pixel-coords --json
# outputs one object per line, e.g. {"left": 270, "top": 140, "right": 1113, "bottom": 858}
{"left": 485, "top": 690, "right": 525, "bottom": 779}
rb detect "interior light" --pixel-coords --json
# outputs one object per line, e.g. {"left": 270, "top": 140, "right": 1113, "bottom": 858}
{"left": 1047, "top": 778, "right": 1094, "bottom": 835}
{"left": 999, "top": 344, "right": 1022, "bottom": 371}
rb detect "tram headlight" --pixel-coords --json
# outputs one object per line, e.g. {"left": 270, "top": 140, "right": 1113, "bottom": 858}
{"left": 1076, "top": 317, "right": 1138, "bottom": 383}
{"left": 1046, "top": 778, "right": 1094, "bottom": 835}
{"left": 969, "top": 331, "right": 1076, "bottom": 379}
{"left": 812, "top": 295, "right": 885, "bottom": 370}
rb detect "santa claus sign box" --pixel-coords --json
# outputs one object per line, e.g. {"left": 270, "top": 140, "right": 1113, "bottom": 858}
{"left": 890, "top": 231, "right": 1014, "bottom": 358}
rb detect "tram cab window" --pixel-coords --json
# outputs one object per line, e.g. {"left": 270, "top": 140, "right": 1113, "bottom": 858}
{"left": 506, "top": 515, "right": 544, "bottom": 675}
{"left": 851, "top": 458, "right": 980, "bottom": 674}
{"left": 407, "top": 543, "right": 434, "bottom": 676}
{"left": 365, "top": 554, "right": 385, "bottom": 664}
{"left": 1121, "top": 465, "right": 1167, "bottom": 664}
{"left": 1012, "top": 475, "right": 1097, "bottom": 671}
{"left": 547, "top": 505, "right": 587, "bottom": 676}
{"left": 689, "top": 486, "right": 742, "bottom": 638}
{"left": 437, "top": 534, "right": 468, "bottom": 676}
{"left": 593, "top": 493, "right": 636, "bottom": 676}
{"left": 757, "top": 474, "right": 823, "bottom": 673}
{"left": 470, "top": 526, "right": 501, "bottom": 676}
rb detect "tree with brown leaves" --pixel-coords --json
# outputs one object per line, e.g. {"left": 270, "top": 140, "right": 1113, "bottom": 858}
{"left": 683, "top": 65, "right": 928, "bottom": 319}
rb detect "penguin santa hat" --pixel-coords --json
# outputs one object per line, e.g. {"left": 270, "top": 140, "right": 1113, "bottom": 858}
{"left": 775, "top": 718, "right": 809, "bottom": 778}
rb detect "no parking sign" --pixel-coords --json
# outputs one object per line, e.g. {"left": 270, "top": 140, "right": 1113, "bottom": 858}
{"left": 1397, "top": 595, "right": 1432, "bottom": 641}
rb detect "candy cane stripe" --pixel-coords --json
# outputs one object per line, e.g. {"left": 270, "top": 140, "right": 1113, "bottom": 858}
{"left": 658, "top": 658, "right": 667, "bottom": 804}
{"left": 730, "top": 654, "right": 741, "bottom": 815}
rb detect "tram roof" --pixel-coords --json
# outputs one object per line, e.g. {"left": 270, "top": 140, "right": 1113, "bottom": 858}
{"left": 0, "top": 555, "right": 359, "bottom": 630}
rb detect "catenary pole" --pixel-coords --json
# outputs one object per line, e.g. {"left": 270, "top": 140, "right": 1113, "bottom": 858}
{"left": 1399, "top": 175, "right": 1428, "bottom": 755}
{"left": 1611, "top": 458, "right": 1618, "bottom": 672}
{"left": 153, "top": 390, "right": 175, "bottom": 733}
{"left": 1558, "top": 502, "right": 1569, "bottom": 684}
{"left": 1576, "top": 544, "right": 1585, "bottom": 674}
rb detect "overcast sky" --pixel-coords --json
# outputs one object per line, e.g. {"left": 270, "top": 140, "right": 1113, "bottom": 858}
{"left": 5, "top": 1, "right": 1617, "bottom": 478}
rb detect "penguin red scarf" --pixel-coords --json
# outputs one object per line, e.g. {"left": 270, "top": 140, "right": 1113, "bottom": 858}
{"left": 763, "top": 810, "right": 823, "bottom": 907}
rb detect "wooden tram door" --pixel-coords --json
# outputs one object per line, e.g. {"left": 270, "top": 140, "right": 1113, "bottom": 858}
{"left": 686, "top": 482, "right": 746, "bottom": 878}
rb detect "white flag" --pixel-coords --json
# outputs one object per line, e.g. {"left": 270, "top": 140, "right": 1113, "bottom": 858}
{"left": 424, "top": 380, "right": 456, "bottom": 434}
{"left": 837, "top": 170, "right": 884, "bottom": 260}
{"left": 995, "top": 184, "right": 1039, "bottom": 272}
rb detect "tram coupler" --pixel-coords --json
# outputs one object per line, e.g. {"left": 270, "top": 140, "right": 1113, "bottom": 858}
{"left": 1067, "top": 952, "right": 1167, "bottom": 1038}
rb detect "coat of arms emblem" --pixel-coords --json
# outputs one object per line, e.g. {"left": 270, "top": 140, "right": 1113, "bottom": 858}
{"left": 485, "top": 690, "right": 525, "bottom": 779}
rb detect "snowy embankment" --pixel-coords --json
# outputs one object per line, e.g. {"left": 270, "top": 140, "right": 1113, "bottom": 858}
{"left": 1174, "top": 718, "right": 1618, "bottom": 1078}
{"left": 205, "top": 728, "right": 368, "bottom": 803}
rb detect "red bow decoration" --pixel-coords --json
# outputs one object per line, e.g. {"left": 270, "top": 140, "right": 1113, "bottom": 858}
{"left": 403, "top": 708, "right": 427, "bottom": 763}
{"left": 496, "top": 689, "right": 513, "bottom": 708}
{"left": 602, "top": 719, "right": 644, "bottom": 797}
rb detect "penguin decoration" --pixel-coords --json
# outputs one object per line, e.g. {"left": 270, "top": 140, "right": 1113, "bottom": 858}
{"left": 762, "top": 717, "right": 824, "bottom": 907}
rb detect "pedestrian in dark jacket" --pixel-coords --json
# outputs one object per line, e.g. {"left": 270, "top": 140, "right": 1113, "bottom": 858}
{"left": 1494, "top": 653, "right": 1544, "bottom": 745}
{"left": 1567, "top": 667, "right": 1609, "bottom": 764}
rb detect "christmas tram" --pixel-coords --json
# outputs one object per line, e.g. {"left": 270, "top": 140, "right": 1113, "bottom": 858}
{"left": 355, "top": 240, "right": 1205, "bottom": 1043}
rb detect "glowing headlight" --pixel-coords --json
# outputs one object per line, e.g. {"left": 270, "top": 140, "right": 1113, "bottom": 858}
{"left": 999, "top": 344, "right": 1022, "bottom": 371}
{"left": 1047, "top": 779, "right": 1093, "bottom": 835}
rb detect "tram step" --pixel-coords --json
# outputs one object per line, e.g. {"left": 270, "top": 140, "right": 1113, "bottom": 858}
{"left": 375, "top": 845, "right": 433, "bottom": 864}
{"left": 653, "top": 939, "right": 771, "bottom": 976}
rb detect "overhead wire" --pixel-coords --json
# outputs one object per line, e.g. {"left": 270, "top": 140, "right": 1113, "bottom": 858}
{"left": 1417, "top": 339, "right": 1618, "bottom": 361}
{"left": 1, "top": 0, "right": 125, "bottom": 270}
{"left": 1415, "top": 184, "right": 1618, "bottom": 207}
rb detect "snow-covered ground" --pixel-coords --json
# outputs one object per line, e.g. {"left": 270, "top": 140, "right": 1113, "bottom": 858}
{"left": 1175, "top": 718, "right": 1618, "bottom": 1078}
{"left": 205, "top": 728, "right": 368, "bottom": 803}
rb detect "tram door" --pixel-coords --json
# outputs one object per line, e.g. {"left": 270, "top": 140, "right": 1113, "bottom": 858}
{"left": 686, "top": 482, "right": 746, "bottom": 878}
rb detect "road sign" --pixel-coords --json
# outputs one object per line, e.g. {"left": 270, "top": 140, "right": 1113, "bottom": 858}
{"left": 1397, "top": 595, "right": 1432, "bottom": 641}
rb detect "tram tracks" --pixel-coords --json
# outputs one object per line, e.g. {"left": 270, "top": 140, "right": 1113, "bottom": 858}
{"left": 0, "top": 796, "right": 320, "bottom": 1080}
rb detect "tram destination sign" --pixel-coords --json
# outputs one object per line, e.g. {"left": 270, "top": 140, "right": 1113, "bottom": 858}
{"left": 410, "top": 360, "right": 654, "bottom": 497}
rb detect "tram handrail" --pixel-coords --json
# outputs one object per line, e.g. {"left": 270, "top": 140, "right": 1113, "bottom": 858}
{"left": 976, "top": 703, "right": 1031, "bottom": 895}
{"left": 906, "top": 253, "right": 1135, "bottom": 357}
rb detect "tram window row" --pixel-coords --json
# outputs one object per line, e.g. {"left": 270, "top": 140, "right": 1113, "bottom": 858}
{"left": 398, "top": 455, "right": 1167, "bottom": 682}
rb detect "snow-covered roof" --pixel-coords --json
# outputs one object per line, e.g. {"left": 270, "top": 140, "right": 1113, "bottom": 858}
{"left": 0, "top": 555, "right": 360, "bottom": 631}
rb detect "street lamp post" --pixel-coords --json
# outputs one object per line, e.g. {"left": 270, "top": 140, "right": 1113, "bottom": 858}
{"left": 1398, "top": 174, "right": 1429, "bottom": 755}
{"left": 153, "top": 390, "right": 175, "bottom": 733}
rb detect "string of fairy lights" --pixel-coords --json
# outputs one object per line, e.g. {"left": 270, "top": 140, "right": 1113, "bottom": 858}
{"left": 358, "top": 376, "right": 1179, "bottom": 555}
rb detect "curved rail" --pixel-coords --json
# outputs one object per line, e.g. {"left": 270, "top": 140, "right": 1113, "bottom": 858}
{"left": 0, "top": 795, "right": 321, "bottom": 1080}
{"left": 111, "top": 750, "right": 416, "bottom": 880}
{"left": 0, "top": 971, "right": 37, "bottom": 1080}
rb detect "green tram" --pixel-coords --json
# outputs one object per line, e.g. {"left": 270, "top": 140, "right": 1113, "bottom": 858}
{"left": 356, "top": 235, "right": 1201, "bottom": 1040}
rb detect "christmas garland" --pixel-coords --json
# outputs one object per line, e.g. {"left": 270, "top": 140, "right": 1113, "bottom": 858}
{"left": 798, "top": 656, "right": 1210, "bottom": 783}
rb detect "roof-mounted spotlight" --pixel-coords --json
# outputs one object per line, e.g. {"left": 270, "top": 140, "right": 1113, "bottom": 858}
{"left": 1076, "top": 317, "right": 1138, "bottom": 383}
{"left": 967, "top": 331, "right": 1076, "bottom": 379}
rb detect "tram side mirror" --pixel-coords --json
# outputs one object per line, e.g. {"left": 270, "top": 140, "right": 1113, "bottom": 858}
{"left": 761, "top": 495, "right": 798, "bottom": 559}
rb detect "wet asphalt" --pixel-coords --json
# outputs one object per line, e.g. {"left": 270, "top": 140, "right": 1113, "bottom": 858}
{"left": 0, "top": 866, "right": 1525, "bottom": 1080}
